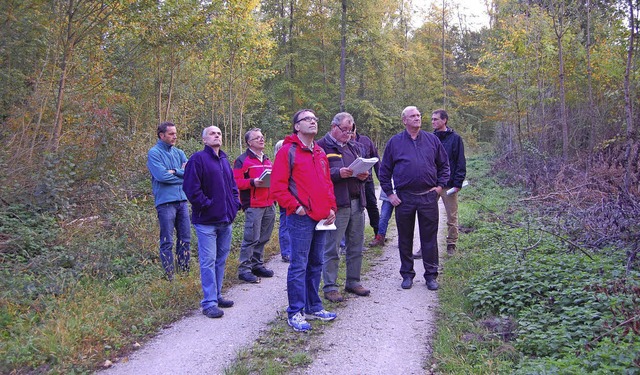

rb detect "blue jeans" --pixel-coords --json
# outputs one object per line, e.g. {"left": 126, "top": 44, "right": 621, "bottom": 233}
{"left": 286, "top": 214, "right": 326, "bottom": 318}
{"left": 278, "top": 206, "right": 291, "bottom": 258}
{"left": 193, "top": 223, "right": 232, "bottom": 310}
{"left": 156, "top": 201, "right": 191, "bottom": 275}
{"left": 378, "top": 200, "right": 394, "bottom": 236}
{"left": 238, "top": 205, "right": 276, "bottom": 274}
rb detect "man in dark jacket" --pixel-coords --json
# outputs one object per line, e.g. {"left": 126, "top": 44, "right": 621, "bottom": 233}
{"left": 318, "top": 112, "right": 371, "bottom": 303}
{"left": 379, "top": 106, "right": 450, "bottom": 291}
{"left": 183, "top": 126, "right": 241, "bottom": 319}
{"left": 354, "top": 130, "right": 383, "bottom": 247}
{"left": 431, "top": 109, "right": 466, "bottom": 255}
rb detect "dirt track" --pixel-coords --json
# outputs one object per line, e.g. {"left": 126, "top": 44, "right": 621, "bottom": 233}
{"left": 103, "top": 201, "right": 446, "bottom": 374}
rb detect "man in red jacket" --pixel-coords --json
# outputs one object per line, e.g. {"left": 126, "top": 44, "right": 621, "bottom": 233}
{"left": 233, "top": 128, "right": 276, "bottom": 283}
{"left": 271, "top": 109, "right": 338, "bottom": 332}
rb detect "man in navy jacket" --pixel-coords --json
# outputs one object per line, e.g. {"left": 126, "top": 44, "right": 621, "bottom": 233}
{"left": 184, "top": 126, "right": 241, "bottom": 319}
{"left": 379, "top": 106, "right": 450, "bottom": 291}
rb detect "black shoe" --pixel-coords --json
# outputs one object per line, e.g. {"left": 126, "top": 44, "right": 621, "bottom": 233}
{"left": 218, "top": 297, "right": 234, "bottom": 308}
{"left": 426, "top": 278, "right": 439, "bottom": 290}
{"left": 401, "top": 277, "right": 413, "bottom": 289}
{"left": 252, "top": 266, "right": 274, "bottom": 278}
{"left": 281, "top": 255, "right": 290, "bottom": 263}
{"left": 203, "top": 306, "right": 224, "bottom": 318}
{"left": 239, "top": 272, "right": 261, "bottom": 283}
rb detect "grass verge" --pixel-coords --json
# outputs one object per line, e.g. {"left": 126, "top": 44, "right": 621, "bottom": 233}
{"left": 431, "top": 155, "right": 640, "bottom": 374}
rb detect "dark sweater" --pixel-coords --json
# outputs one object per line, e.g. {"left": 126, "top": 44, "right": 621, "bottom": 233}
{"left": 379, "top": 130, "right": 450, "bottom": 197}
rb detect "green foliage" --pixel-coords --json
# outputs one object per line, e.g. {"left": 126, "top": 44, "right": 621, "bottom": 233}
{"left": 434, "top": 155, "right": 640, "bottom": 374}
{"left": 0, "top": 204, "right": 60, "bottom": 262}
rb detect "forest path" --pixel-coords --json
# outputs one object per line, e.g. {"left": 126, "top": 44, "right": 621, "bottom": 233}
{"left": 102, "top": 198, "right": 446, "bottom": 375}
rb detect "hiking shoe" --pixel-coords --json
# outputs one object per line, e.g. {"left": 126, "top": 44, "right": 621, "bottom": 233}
{"left": 281, "top": 255, "right": 290, "bottom": 263}
{"left": 426, "top": 278, "right": 439, "bottom": 290}
{"left": 345, "top": 285, "right": 371, "bottom": 297}
{"left": 202, "top": 306, "right": 224, "bottom": 318}
{"left": 218, "top": 297, "right": 234, "bottom": 308}
{"left": 412, "top": 250, "right": 422, "bottom": 259}
{"left": 252, "top": 266, "right": 274, "bottom": 278}
{"left": 324, "top": 290, "right": 344, "bottom": 303}
{"left": 288, "top": 312, "right": 312, "bottom": 332}
{"left": 368, "top": 234, "right": 385, "bottom": 247}
{"left": 447, "top": 244, "right": 456, "bottom": 256}
{"left": 239, "top": 272, "right": 260, "bottom": 283}
{"left": 401, "top": 277, "right": 413, "bottom": 289}
{"left": 306, "top": 309, "right": 337, "bottom": 321}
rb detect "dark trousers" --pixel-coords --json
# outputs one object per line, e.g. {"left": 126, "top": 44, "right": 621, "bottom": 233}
{"left": 395, "top": 191, "right": 439, "bottom": 280}
{"left": 364, "top": 180, "right": 380, "bottom": 235}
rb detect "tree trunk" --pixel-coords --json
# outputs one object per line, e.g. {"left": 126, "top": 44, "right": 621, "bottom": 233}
{"left": 623, "top": 0, "right": 636, "bottom": 192}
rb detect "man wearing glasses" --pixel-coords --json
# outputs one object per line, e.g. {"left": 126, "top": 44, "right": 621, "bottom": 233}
{"left": 318, "top": 112, "right": 371, "bottom": 303}
{"left": 233, "top": 128, "right": 276, "bottom": 283}
{"left": 271, "top": 109, "right": 338, "bottom": 332}
{"left": 379, "top": 106, "right": 450, "bottom": 291}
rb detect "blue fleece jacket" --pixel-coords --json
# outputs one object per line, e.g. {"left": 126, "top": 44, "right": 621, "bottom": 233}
{"left": 147, "top": 140, "right": 188, "bottom": 207}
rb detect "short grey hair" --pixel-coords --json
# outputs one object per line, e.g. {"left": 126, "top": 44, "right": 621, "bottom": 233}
{"left": 401, "top": 106, "right": 419, "bottom": 119}
{"left": 331, "top": 112, "right": 354, "bottom": 127}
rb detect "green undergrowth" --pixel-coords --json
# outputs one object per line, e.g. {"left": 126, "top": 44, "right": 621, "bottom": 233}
{"left": 0, "top": 196, "right": 278, "bottom": 373}
{"left": 432, "top": 155, "right": 640, "bottom": 374}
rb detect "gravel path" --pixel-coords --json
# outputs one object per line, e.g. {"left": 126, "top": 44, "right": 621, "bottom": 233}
{"left": 103, "top": 201, "right": 445, "bottom": 375}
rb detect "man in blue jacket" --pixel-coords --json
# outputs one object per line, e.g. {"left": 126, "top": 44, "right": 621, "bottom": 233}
{"left": 379, "top": 106, "right": 450, "bottom": 291}
{"left": 183, "top": 125, "right": 241, "bottom": 319}
{"left": 146, "top": 122, "right": 191, "bottom": 281}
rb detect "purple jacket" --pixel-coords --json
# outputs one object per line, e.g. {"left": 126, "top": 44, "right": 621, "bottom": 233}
{"left": 379, "top": 129, "right": 450, "bottom": 197}
{"left": 183, "top": 146, "right": 241, "bottom": 225}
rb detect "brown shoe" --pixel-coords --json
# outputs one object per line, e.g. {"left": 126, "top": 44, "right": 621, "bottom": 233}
{"left": 447, "top": 244, "right": 456, "bottom": 255}
{"left": 345, "top": 285, "right": 370, "bottom": 297}
{"left": 412, "top": 250, "right": 422, "bottom": 259}
{"left": 368, "top": 234, "right": 385, "bottom": 247}
{"left": 324, "top": 290, "right": 344, "bottom": 302}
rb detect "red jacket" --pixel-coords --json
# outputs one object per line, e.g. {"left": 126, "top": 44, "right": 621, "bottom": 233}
{"left": 271, "top": 134, "right": 336, "bottom": 222}
{"left": 233, "top": 149, "right": 274, "bottom": 210}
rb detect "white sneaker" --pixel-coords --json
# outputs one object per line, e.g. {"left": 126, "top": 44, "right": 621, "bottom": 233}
{"left": 287, "top": 312, "right": 312, "bottom": 332}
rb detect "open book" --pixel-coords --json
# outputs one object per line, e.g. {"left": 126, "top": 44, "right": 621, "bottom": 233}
{"left": 347, "top": 157, "right": 379, "bottom": 176}
{"left": 256, "top": 169, "right": 271, "bottom": 187}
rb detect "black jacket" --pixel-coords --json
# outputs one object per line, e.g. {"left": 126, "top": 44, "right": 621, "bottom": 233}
{"left": 435, "top": 128, "right": 466, "bottom": 188}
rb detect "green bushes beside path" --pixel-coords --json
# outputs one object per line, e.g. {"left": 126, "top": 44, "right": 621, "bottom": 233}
{"left": 432, "top": 155, "right": 640, "bottom": 374}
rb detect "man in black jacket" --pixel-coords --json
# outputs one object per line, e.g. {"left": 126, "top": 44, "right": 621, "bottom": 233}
{"left": 429, "top": 109, "right": 466, "bottom": 256}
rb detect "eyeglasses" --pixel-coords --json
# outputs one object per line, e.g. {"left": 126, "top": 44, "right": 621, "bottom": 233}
{"left": 335, "top": 124, "right": 354, "bottom": 135}
{"left": 296, "top": 116, "right": 318, "bottom": 124}
{"left": 250, "top": 135, "right": 265, "bottom": 142}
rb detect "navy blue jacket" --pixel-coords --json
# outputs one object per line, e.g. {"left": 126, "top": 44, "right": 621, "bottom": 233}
{"left": 435, "top": 128, "right": 466, "bottom": 188}
{"left": 379, "top": 130, "right": 450, "bottom": 197}
{"left": 183, "top": 146, "right": 241, "bottom": 225}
